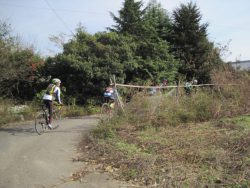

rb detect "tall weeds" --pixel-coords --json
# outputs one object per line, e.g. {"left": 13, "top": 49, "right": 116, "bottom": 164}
{"left": 211, "top": 67, "right": 250, "bottom": 117}
{"left": 119, "top": 67, "right": 250, "bottom": 129}
{"left": 0, "top": 99, "right": 35, "bottom": 126}
{"left": 80, "top": 68, "right": 250, "bottom": 187}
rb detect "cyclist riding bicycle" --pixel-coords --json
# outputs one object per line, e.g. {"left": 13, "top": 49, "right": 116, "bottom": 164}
{"left": 42, "top": 78, "right": 62, "bottom": 129}
{"left": 161, "top": 78, "right": 168, "bottom": 87}
{"left": 184, "top": 79, "right": 198, "bottom": 95}
{"left": 103, "top": 84, "right": 117, "bottom": 108}
{"left": 159, "top": 78, "right": 168, "bottom": 94}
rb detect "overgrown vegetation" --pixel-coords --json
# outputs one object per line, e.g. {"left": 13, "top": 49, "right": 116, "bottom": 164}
{"left": 0, "top": 98, "right": 36, "bottom": 126}
{"left": 0, "top": 0, "right": 249, "bottom": 186}
{"left": 63, "top": 104, "right": 99, "bottom": 117}
{"left": 0, "top": 21, "right": 44, "bottom": 100}
{"left": 1, "top": 0, "right": 223, "bottom": 107}
{"left": 78, "top": 68, "right": 250, "bottom": 187}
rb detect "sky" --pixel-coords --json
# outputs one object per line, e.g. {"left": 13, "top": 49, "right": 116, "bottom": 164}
{"left": 0, "top": 0, "right": 249, "bottom": 62}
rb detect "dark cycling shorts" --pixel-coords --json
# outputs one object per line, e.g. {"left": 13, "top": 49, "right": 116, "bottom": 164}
{"left": 43, "top": 99, "right": 53, "bottom": 116}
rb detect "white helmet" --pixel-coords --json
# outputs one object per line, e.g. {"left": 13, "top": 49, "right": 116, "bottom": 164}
{"left": 52, "top": 78, "right": 61, "bottom": 84}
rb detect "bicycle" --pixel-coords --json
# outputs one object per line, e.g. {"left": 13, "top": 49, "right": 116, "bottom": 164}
{"left": 101, "top": 96, "right": 125, "bottom": 120}
{"left": 35, "top": 103, "right": 63, "bottom": 135}
{"left": 101, "top": 98, "right": 115, "bottom": 120}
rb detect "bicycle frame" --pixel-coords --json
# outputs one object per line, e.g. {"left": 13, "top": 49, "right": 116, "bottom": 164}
{"left": 35, "top": 103, "right": 62, "bottom": 135}
{"left": 41, "top": 105, "right": 49, "bottom": 124}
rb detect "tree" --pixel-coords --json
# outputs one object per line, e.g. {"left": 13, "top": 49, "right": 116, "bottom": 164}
{"left": 109, "top": 0, "right": 145, "bottom": 37}
{"left": 126, "top": 38, "right": 179, "bottom": 84}
{"left": 170, "top": 2, "right": 222, "bottom": 83}
{"left": 0, "top": 20, "right": 44, "bottom": 100}
{"left": 44, "top": 26, "right": 179, "bottom": 104}
{"left": 44, "top": 29, "right": 130, "bottom": 104}
{"left": 143, "top": 0, "right": 171, "bottom": 41}
{"left": 108, "top": 0, "right": 179, "bottom": 84}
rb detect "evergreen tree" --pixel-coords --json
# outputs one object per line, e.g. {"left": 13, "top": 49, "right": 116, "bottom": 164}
{"left": 109, "top": 0, "right": 145, "bottom": 36}
{"left": 108, "top": 0, "right": 178, "bottom": 84}
{"left": 170, "top": 2, "right": 222, "bottom": 83}
{"left": 143, "top": 0, "right": 171, "bottom": 41}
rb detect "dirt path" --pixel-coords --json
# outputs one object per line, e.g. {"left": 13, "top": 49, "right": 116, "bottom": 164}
{"left": 0, "top": 116, "right": 133, "bottom": 188}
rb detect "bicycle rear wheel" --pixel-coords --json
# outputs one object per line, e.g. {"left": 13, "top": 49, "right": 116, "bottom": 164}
{"left": 35, "top": 112, "right": 47, "bottom": 135}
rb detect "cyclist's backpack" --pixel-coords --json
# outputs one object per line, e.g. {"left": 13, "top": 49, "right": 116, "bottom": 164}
{"left": 46, "top": 84, "right": 56, "bottom": 95}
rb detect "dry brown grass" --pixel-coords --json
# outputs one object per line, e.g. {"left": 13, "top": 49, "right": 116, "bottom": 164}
{"left": 79, "top": 118, "right": 250, "bottom": 187}
{"left": 0, "top": 99, "right": 36, "bottom": 126}
{"left": 78, "top": 69, "right": 250, "bottom": 187}
{"left": 211, "top": 66, "right": 250, "bottom": 117}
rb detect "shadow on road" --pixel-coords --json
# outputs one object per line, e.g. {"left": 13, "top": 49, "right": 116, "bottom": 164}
{"left": 0, "top": 125, "right": 36, "bottom": 136}
{"left": 0, "top": 115, "right": 100, "bottom": 136}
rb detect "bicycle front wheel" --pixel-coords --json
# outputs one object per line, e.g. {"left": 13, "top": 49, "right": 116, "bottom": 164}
{"left": 35, "top": 112, "right": 47, "bottom": 135}
{"left": 53, "top": 111, "right": 62, "bottom": 129}
{"left": 101, "top": 103, "right": 112, "bottom": 120}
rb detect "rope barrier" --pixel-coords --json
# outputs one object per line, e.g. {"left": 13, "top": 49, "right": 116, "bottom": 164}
{"left": 115, "top": 83, "right": 218, "bottom": 89}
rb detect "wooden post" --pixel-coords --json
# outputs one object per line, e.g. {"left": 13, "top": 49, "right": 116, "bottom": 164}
{"left": 176, "top": 80, "right": 180, "bottom": 102}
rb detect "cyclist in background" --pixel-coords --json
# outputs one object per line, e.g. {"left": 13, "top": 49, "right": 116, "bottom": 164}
{"left": 161, "top": 78, "right": 168, "bottom": 87}
{"left": 184, "top": 79, "right": 198, "bottom": 95}
{"left": 42, "top": 78, "right": 62, "bottom": 129}
{"left": 103, "top": 84, "right": 117, "bottom": 108}
{"left": 160, "top": 78, "right": 168, "bottom": 94}
{"left": 184, "top": 80, "right": 193, "bottom": 95}
{"left": 149, "top": 80, "right": 159, "bottom": 96}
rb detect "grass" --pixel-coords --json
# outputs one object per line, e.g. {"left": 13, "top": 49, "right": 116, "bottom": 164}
{"left": 0, "top": 99, "right": 36, "bottom": 126}
{"left": 78, "top": 69, "right": 250, "bottom": 187}
{"left": 80, "top": 116, "right": 250, "bottom": 187}
{"left": 63, "top": 106, "right": 86, "bottom": 117}
{"left": 220, "top": 116, "right": 250, "bottom": 130}
{"left": 114, "top": 140, "right": 140, "bottom": 155}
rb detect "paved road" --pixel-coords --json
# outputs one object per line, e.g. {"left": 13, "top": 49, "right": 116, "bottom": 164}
{"left": 0, "top": 116, "right": 132, "bottom": 188}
